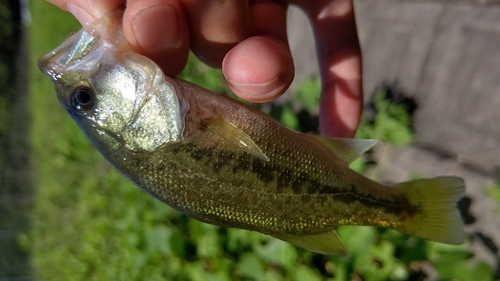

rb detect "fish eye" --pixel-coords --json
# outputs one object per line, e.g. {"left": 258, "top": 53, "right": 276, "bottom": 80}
{"left": 70, "top": 86, "right": 95, "bottom": 113}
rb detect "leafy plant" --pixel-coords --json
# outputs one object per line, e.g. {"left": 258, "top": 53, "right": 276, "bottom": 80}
{"left": 355, "top": 86, "right": 414, "bottom": 146}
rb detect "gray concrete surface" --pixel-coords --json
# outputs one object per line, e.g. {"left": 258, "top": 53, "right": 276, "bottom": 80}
{"left": 357, "top": 1, "right": 500, "bottom": 175}
{"left": 287, "top": 0, "right": 500, "bottom": 272}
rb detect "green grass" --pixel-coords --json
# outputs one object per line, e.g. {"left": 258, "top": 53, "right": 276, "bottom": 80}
{"left": 25, "top": 1, "right": 493, "bottom": 280}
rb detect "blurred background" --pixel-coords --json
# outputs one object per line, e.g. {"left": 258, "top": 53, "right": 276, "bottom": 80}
{"left": 2, "top": 0, "right": 500, "bottom": 280}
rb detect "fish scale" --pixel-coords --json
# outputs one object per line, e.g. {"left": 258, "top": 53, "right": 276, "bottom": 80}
{"left": 110, "top": 115, "right": 413, "bottom": 236}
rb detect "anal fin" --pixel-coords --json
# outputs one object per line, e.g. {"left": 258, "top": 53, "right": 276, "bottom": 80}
{"left": 273, "top": 230, "right": 349, "bottom": 256}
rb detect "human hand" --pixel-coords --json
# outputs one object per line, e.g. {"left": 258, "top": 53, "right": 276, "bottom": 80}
{"left": 46, "top": 0, "right": 362, "bottom": 138}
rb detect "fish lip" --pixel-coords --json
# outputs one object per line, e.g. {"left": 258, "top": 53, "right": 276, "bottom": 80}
{"left": 37, "top": 57, "right": 62, "bottom": 82}
{"left": 38, "top": 42, "right": 66, "bottom": 80}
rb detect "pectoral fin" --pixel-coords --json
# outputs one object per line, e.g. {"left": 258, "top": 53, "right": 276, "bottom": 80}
{"left": 273, "top": 230, "right": 349, "bottom": 256}
{"left": 204, "top": 115, "right": 269, "bottom": 162}
{"left": 311, "top": 136, "right": 376, "bottom": 164}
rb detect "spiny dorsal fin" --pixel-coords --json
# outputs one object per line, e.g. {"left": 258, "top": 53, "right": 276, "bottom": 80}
{"left": 311, "top": 136, "right": 376, "bottom": 164}
{"left": 272, "top": 229, "right": 349, "bottom": 256}
{"left": 204, "top": 115, "right": 269, "bottom": 162}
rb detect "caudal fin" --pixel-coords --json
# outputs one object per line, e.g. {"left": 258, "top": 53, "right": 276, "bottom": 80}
{"left": 394, "top": 176, "right": 465, "bottom": 244}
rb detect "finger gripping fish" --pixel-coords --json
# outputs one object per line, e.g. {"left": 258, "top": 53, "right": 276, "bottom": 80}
{"left": 38, "top": 12, "right": 465, "bottom": 255}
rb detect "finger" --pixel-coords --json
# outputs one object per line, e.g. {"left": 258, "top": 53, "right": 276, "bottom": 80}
{"left": 299, "top": 0, "right": 363, "bottom": 138}
{"left": 223, "top": 0, "right": 293, "bottom": 102}
{"left": 47, "top": 0, "right": 124, "bottom": 24}
{"left": 123, "top": 0, "right": 190, "bottom": 76}
{"left": 223, "top": 36, "right": 293, "bottom": 102}
{"left": 178, "top": 0, "right": 252, "bottom": 68}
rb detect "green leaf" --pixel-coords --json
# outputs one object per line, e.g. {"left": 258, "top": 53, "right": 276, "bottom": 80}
{"left": 349, "top": 157, "right": 368, "bottom": 174}
{"left": 292, "top": 265, "right": 322, "bottom": 281}
{"left": 293, "top": 78, "right": 321, "bottom": 113}
{"left": 145, "top": 225, "right": 171, "bottom": 255}
{"left": 169, "top": 230, "right": 186, "bottom": 259}
{"left": 337, "top": 226, "right": 376, "bottom": 254}
{"left": 355, "top": 87, "right": 414, "bottom": 146}
{"left": 255, "top": 238, "right": 298, "bottom": 270}
{"left": 227, "top": 228, "right": 265, "bottom": 252}
{"left": 236, "top": 253, "right": 266, "bottom": 280}
{"left": 280, "top": 105, "right": 301, "bottom": 131}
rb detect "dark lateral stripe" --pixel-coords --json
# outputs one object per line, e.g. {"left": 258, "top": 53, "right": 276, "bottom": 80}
{"left": 182, "top": 145, "right": 413, "bottom": 216}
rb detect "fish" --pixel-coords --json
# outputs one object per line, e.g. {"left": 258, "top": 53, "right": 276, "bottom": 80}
{"left": 38, "top": 11, "right": 465, "bottom": 255}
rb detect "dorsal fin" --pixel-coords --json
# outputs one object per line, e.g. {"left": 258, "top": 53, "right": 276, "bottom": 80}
{"left": 311, "top": 136, "right": 376, "bottom": 164}
{"left": 272, "top": 229, "right": 349, "bottom": 256}
{"left": 204, "top": 114, "right": 269, "bottom": 162}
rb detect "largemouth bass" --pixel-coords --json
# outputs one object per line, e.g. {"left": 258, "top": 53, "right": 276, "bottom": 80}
{"left": 38, "top": 11, "right": 465, "bottom": 255}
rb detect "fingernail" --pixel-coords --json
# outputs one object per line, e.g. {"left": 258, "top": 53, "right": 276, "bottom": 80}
{"left": 68, "top": 4, "right": 95, "bottom": 25}
{"left": 132, "top": 4, "right": 180, "bottom": 53}
{"left": 229, "top": 76, "right": 280, "bottom": 98}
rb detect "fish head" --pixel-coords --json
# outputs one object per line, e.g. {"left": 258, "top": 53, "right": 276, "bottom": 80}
{"left": 38, "top": 11, "right": 188, "bottom": 155}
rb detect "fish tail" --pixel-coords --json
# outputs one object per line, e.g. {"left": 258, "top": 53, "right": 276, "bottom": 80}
{"left": 394, "top": 176, "right": 465, "bottom": 244}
